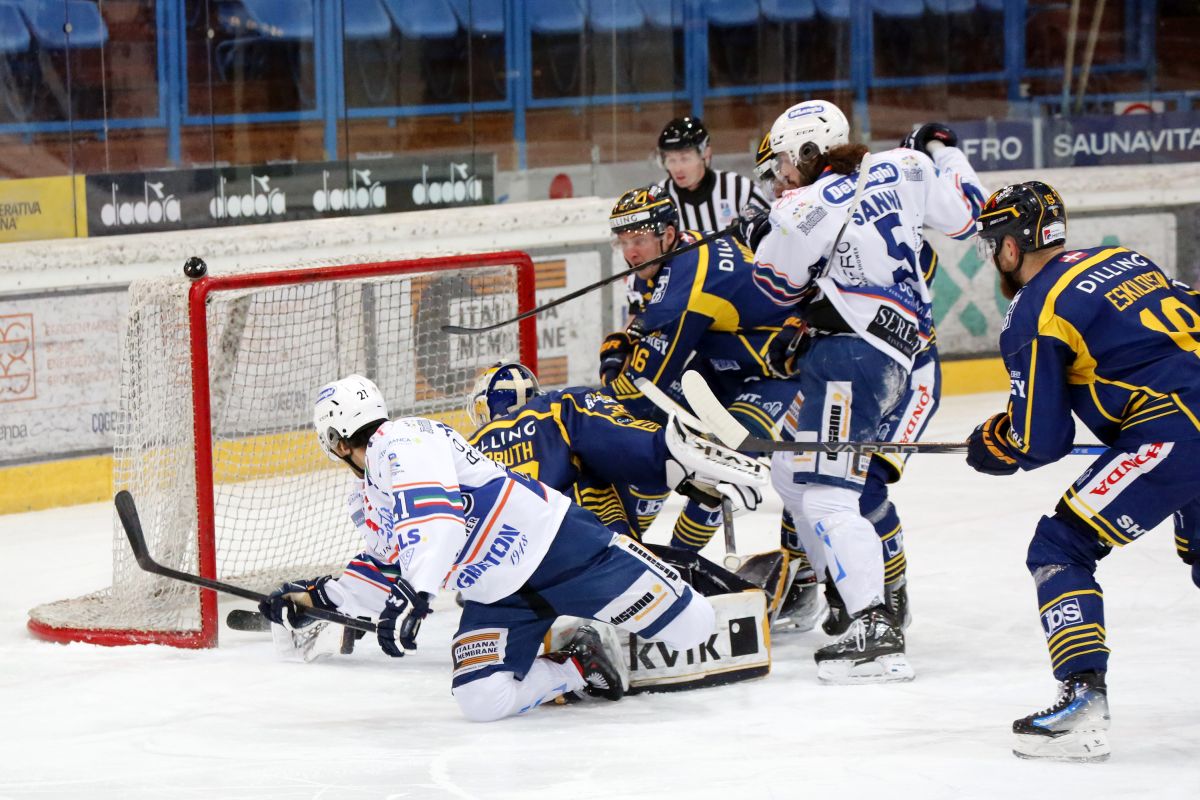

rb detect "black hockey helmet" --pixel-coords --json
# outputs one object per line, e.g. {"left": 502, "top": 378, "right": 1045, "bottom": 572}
{"left": 976, "top": 181, "right": 1067, "bottom": 258}
{"left": 753, "top": 131, "right": 776, "bottom": 182}
{"left": 609, "top": 184, "right": 679, "bottom": 237}
{"left": 658, "top": 116, "right": 710, "bottom": 153}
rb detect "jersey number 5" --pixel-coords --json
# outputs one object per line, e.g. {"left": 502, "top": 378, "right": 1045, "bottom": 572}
{"left": 1140, "top": 296, "right": 1200, "bottom": 355}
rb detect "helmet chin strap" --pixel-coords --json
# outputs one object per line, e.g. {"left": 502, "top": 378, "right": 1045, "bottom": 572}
{"left": 341, "top": 454, "right": 364, "bottom": 478}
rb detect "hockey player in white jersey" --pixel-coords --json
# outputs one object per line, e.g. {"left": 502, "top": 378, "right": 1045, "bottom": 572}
{"left": 747, "top": 100, "right": 985, "bottom": 683}
{"left": 259, "top": 375, "right": 767, "bottom": 721}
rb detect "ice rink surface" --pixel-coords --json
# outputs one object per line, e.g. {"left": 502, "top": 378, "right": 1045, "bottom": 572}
{"left": 2, "top": 392, "right": 1198, "bottom": 800}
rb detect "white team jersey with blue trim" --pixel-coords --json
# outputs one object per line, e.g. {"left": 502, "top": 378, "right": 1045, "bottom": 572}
{"left": 752, "top": 146, "right": 985, "bottom": 369}
{"left": 326, "top": 417, "right": 571, "bottom": 611}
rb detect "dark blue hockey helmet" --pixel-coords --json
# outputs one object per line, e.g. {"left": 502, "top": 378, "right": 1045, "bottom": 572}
{"left": 468, "top": 362, "right": 542, "bottom": 429}
{"left": 609, "top": 184, "right": 679, "bottom": 238}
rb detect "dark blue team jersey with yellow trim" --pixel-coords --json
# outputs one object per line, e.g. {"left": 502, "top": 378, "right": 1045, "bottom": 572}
{"left": 468, "top": 387, "right": 668, "bottom": 538}
{"left": 1000, "top": 246, "right": 1200, "bottom": 467}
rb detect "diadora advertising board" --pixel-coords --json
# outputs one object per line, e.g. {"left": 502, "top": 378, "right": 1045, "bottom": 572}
{"left": 84, "top": 153, "right": 495, "bottom": 237}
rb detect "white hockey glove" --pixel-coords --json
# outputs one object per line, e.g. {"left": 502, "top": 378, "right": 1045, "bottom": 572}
{"left": 663, "top": 413, "right": 769, "bottom": 491}
{"left": 716, "top": 481, "right": 763, "bottom": 516}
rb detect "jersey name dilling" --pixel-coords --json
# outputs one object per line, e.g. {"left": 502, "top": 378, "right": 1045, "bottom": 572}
{"left": 1074, "top": 252, "right": 1148, "bottom": 294}
{"left": 477, "top": 418, "right": 539, "bottom": 450}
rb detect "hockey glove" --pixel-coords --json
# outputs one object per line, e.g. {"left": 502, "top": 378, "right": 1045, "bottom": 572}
{"left": 599, "top": 331, "right": 637, "bottom": 386}
{"left": 965, "top": 413, "right": 1020, "bottom": 476}
{"left": 259, "top": 576, "right": 337, "bottom": 631}
{"left": 900, "top": 122, "right": 959, "bottom": 155}
{"left": 376, "top": 577, "right": 433, "bottom": 658}
{"left": 766, "top": 316, "right": 812, "bottom": 379}
{"left": 663, "top": 414, "right": 770, "bottom": 491}
{"left": 736, "top": 204, "right": 772, "bottom": 252}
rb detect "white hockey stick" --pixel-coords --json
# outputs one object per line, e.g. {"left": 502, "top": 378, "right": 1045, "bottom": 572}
{"left": 814, "top": 152, "right": 873, "bottom": 283}
{"left": 633, "top": 377, "right": 710, "bottom": 433}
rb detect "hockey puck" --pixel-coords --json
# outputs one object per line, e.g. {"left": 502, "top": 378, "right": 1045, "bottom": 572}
{"left": 183, "top": 256, "right": 208, "bottom": 279}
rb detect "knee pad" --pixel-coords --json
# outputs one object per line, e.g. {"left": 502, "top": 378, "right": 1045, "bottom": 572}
{"left": 1026, "top": 512, "right": 1109, "bottom": 577}
{"left": 453, "top": 672, "right": 518, "bottom": 723}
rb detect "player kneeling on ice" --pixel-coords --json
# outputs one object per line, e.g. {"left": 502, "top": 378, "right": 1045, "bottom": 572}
{"left": 968, "top": 182, "right": 1200, "bottom": 761}
{"left": 258, "top": 374, "right": 767, "bottom": 722}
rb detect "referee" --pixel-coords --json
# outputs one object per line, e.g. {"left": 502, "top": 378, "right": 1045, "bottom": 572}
{"left": 656, "top": 116, "right": 768, "bottom": 232}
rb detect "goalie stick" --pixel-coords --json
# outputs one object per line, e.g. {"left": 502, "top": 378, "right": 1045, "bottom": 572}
{"left": 441, "top": 222, "right": 739, "bottom": 335}
{"left": 114, "top": 490, "right": 378, "bottom": 635}
{"left": 679, "top": 370, "right": 1106, "bottom": 457}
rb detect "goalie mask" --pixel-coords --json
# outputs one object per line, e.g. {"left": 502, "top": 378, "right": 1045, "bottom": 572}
{"left": 769, "top": 99, "right": 850, "bottom": 168}
{"left": 468, "top": 362, "right": 542, "bottom": 429}
{"left": 313, "top": 374, "right": 389, "bottom": 461}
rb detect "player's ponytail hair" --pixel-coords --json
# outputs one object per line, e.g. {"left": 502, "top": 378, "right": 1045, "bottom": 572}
{"left": 825, "top": 143, "right": 870, "bottom": 176}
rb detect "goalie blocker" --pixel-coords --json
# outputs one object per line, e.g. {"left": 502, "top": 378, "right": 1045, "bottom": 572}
{"left": 546, "top": 544, "right": 770, "bottom": 693}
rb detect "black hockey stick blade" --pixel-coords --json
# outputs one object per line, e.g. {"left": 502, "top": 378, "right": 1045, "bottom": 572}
{"left": 440, "top": 222, "right": 739, "bottom": 335}
{"left": 226, "top": 609, "right": 272, "bottom": 632}
{"left": 114, "top": 490, "right": 377, "bottom": 634}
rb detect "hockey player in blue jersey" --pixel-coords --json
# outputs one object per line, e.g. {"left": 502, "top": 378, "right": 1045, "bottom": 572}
{"left": 466, "top": 362, "right": 760, "bottom": 540}
{"left": 749, "top": 101, "right": 985, "bottom": 683}
{"left": 967, "top": 181, "right": 1200, "bottom": 761}
{"left": 600, "top": 184, "right": 816, "bottom": 622}
{"left": 258, "top": 375, "right": 765, "bottom": 722}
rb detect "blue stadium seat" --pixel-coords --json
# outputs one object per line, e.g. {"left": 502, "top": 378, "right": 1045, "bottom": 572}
{"left": 0, "top": 3, "right": 31, "bottom": 53}
{"left": 704, "top": 0, "right": 757, "bottom": 27}
{"left": 814, "top": 0, "right": 850, "bottom": 21}
{"left": 873, "top": 0, "right": 925, "bottom": 18}
{"left": 446, "top": 0, "right": 504, "bottom": 37}
{"left": 15, "top": 0, "right": 108, "bottom": 49}
{"left": 589, "top": 0, "right": 644, "bottom": 33}
{"left": 926, "top": 0, "right": 977, "bottom": 12}
{"left": 762, "top": 0, "right": 817, "bottom": 23}
{"left": 527, "top": 0, "right": 585, "bottom": 35}
{"left": 343, "top": 0, "right": 392, "bottom": 40}
{"left": 638, "top": 0, "right": 681, "bottom": 29}
{"left": 382, "top": 0, "right": 459, "bottom": 39}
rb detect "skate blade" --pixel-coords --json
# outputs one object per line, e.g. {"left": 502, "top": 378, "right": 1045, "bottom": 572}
{"left": 772, "top": 603, "right": 824, "bottom": 634}
{"left": 816, "top": 654, "right": 914, "bottom": 684}
{"left": 1012, "top": 730, "right": 1111, "bottom": 763}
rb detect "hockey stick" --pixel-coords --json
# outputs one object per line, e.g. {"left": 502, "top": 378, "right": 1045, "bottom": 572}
{"left": 115, "top": 490, "right": 378, "bottom": 635}
{"left": 441, "top": 222, "right": 740, "bottom": 335}
{"left": 679, "top": 370, "right": 1106, "bottom": 457}
{"left": 721, "top": 497, "right": 737, "bottom": 555}
{"left": 633, "top": 377, "right": 709, "bottom": 433}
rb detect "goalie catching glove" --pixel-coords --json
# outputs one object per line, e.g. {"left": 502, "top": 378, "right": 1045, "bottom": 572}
{"left": 259, "top": 576, "right": 338, "bottom": 630}
{"left": 377, "top": 576, "right": 433, "bottom": 658}
{"left": 664, "top": 412, "right": 769, "bottom": 494}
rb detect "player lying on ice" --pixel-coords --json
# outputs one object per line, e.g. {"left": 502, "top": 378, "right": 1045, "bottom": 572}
{"left": 256, "top": 374, "right": 767, "bottom": 721}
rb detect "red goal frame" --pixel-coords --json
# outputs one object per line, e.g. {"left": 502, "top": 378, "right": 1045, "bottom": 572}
{"left": 27, "top": 251, "right": 538, "bottom": 648}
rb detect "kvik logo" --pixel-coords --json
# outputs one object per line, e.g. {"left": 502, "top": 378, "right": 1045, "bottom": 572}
{"left": 209, "top": 174, "right": 286, "bottom": 219}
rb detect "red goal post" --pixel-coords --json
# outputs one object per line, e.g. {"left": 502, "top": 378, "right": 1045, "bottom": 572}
{"left": 28, "top": 251, "right": 537, "bottom": 648}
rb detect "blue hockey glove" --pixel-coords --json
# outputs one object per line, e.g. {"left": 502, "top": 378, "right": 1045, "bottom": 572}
{"left": 376, "top": 577, "right": 433, "bottom": 658}
{"left": 900, "top": 122, "right": 959, "bottom": 155}
{"left": 766, "top": 316, "right": 812, "bottom": 379}
{"left": 966, "top": 413, "right": 1020, "bottom": 476}
{"left": 736, "top": 204, "right": 772, "bottom": 252}
{"left": 599, "top": 330, "right": 637, "bottom": 386}
{"left": 258, "top": 576, "right": 337, "bottom": 630}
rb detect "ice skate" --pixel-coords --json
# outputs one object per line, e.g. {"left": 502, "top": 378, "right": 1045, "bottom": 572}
{"left": 547, "top": 625, "right": 625, "bottom": 702}
{"left": 774, "top": 569, "right": 823, "bottom": 632}
{"left": 820, "top": 577, "right": 852, "bottom": 637}
{"left": 1012, "top": 672, "right": 1110, "bottom": 762}
{"left": 814, "top": 605, "right": 913, "bottom": 684}
{"left": 886, "top": 576, "right": 911, "bottom": 630}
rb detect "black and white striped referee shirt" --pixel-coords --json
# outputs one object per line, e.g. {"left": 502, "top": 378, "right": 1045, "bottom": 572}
{"left": 657, "top": 168, "right": 769, "bottom": 233}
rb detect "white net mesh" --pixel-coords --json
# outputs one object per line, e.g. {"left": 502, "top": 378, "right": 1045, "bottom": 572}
{"left": 28, "top": 254, "right": 530, "bottom": 644}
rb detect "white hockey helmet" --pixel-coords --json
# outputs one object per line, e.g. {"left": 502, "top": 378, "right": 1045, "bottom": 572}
{"left": 769, "top": 99, "right": 850, "bottom": 167}
{"left": 313, "top": 374, "right": 389, "bottom": 461}
{"left": 468, "top": 362, "right": 542, "bottom": 429}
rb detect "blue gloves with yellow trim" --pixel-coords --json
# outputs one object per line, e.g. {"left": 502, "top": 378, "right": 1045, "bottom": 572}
{"left": 258, "top": 576, "right": 337, "bottom": 630}
{"left": 766, "top": 316, "right": 812, "bottom": 379}
{"left": 966, "top": 412, "right": 1020, "bottom": 476}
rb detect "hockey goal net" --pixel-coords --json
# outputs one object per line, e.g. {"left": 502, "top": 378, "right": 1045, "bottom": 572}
{"left": 27, "top": 252, "right": 537, "bottom": 647}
